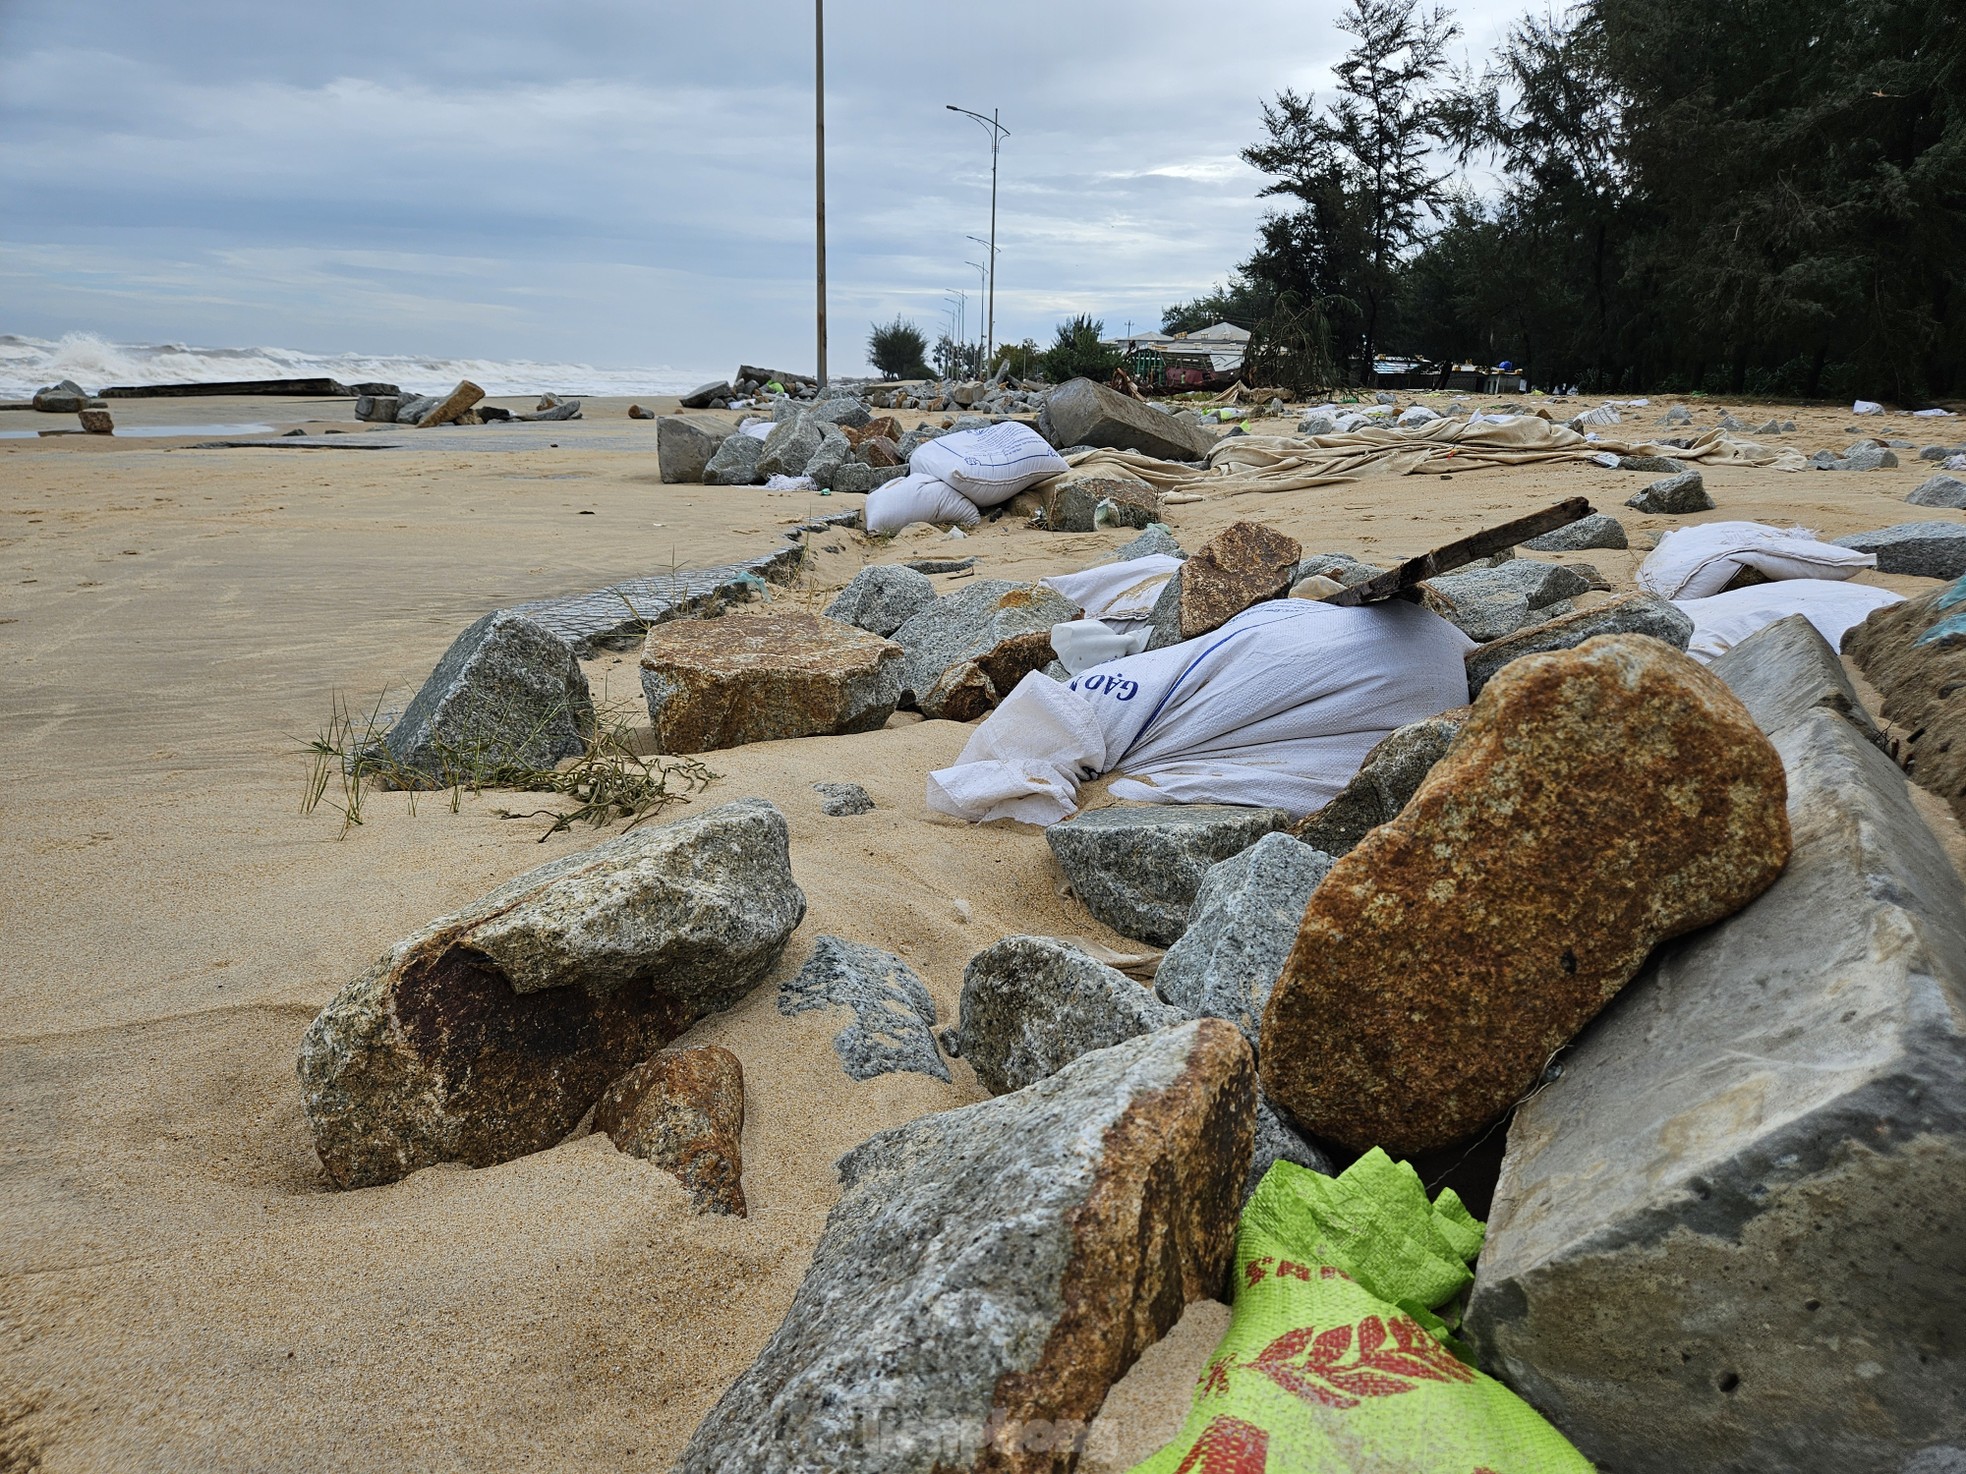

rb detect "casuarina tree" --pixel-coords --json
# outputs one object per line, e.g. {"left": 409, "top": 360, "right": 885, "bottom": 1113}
{"left": 867, "top": 317, "right": 931, "bottom": 379}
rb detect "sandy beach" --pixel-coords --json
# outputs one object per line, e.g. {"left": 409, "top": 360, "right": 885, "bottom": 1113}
{"left": 2, "top": 391, "right": 1961, "bottom": 1470}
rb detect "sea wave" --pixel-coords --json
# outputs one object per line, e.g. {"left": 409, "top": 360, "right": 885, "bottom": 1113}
{"left": 0, "top": 332, "right": 718, "bottom": 399}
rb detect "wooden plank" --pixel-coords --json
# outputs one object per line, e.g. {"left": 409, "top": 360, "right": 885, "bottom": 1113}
{"left": 1322, "top": 497, "right": 1596, "bottom": 606}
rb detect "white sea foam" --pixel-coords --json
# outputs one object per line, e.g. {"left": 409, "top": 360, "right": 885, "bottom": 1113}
{"left": 0, "top": 332, "right": 719, "bottom": 399}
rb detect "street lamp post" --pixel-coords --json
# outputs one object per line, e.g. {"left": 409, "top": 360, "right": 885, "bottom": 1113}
{"left": 815, "top": 1, "right": 828, "bottom": 388}
{"left": 945, "top": 104, "right": 1007, "bottom": 367}
{"left": 964, "top": 260, "right": 987, "bottom": 368}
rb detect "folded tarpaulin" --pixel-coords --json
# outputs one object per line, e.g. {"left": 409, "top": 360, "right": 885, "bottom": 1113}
{"left": 1128, "top": 1151, "right": 1592, "bottom": 1474}
{"left": 1675, "top": 579, "right": 1904, "bottom": 662}
{"left": 1638, "top": 520, "right": 1877, "bottom": 600}
{"left": 926, "top": 598, "right": 1473, "bottom": 825}
{"left": 1061, "top": 417, "right": 1807, "bottom": 500}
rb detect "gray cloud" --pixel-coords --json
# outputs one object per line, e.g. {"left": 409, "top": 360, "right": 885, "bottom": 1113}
{"left": 0, "top": 0, "right": 1524, "bottom": 376}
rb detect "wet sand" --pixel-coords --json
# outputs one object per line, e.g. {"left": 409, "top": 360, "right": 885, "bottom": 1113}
{"left": 1, "top": 391, "right": 1959, "bottom": 1470}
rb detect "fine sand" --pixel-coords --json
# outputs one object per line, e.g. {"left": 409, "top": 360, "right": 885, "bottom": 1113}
{"left": 2, "top": 390, "right": 1961, "bottom": 1471}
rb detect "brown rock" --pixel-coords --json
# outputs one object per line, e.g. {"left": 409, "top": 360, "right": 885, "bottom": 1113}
{"left": 1040, "top": 474, "right": 1161, "bottom": 533}
{"left": 1844, "top": 582, "right": 1966, "bottom": 819}
{"left": 296, "top": 800, "right": 805, "bottom": 1189}
{"left": 77, "top": 408, "right": 114, "bottom": 435}
{"left": 417, "top": 378, "right": 486, "bottom": 427}
{"left": 843, "top": 415, "right": 902, "bottom": 448}
{"left": 628, "top": 403, "right": 655, "bottom": 419}
{"left": 639, "top": 611, "right": 903, "bottom": 754}
{"left": 1261, "top": 635, "right": 1791, "bottom": 1154}
{"left": 920, "top": 628, "right": 1058, "bottom": 723}
{"left": 674, "top": 1018, "right": 1254, "bottom": 1472}
{"left": 595, "top": 1044, "right": 747, "bottom": 1215}
{"left": 1177, "top": 521, "right": 1302, "bottom": 640}
{"left": 858, "top": 434, "right": 902, "bottom": 468}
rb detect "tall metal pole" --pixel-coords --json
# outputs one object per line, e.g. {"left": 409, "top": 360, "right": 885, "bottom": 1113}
{"left": 986, "top": 108, "right": 999, "bottom": 366}
{"left": 947, "top": 105, "right": 1009, "bottom": 368}
{"left": 815, "top": 0, "right": 828, "bottom": 389}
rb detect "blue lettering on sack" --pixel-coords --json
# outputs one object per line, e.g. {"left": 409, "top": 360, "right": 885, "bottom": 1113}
{"left": 1073, "top": 674, "right": 1139, "bottom": 701}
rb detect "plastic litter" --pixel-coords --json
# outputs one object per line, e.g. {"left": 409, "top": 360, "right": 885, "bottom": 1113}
{"left": 1675, "top": 579, "right": 1905, "bottom": 662}
{"left": 1637, "top": 520, "right": 1876, "bottom": 600}
{"left": 1130, "top": 1151, "right": 1591, "bottom": 1473}
{"left": 762, "top": 473, "right": 815, "bottom": 491}
{"left": 925, "top": 598, "right": 1473, "bottom": 824}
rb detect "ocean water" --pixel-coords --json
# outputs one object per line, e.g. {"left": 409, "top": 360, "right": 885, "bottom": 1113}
{"left": 0, "top": 332, "right": 717, "bottom": 400}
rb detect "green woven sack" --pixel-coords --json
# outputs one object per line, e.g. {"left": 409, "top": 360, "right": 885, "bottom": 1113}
{"left": 1130, "top": 1150, "right": 1592, "bottom": 1473}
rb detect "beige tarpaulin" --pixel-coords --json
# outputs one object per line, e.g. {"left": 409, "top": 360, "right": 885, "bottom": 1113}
{"left": 1062, "top": 416, "right": 1806, "bottom": 499}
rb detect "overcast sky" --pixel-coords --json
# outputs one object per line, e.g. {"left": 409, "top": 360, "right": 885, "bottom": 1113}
{"left": 0, "top": 0, "right": 1523, "bottom": 378}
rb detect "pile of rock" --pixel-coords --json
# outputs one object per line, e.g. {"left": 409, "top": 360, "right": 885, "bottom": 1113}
{"left": 29, "top": 378, "right": 106, "bottom": 413}
{"left": 353, "top": 381, "right": 581, "bottom": 426}
{"left": 680, "top": 365, "right": 822, "bottom": 409}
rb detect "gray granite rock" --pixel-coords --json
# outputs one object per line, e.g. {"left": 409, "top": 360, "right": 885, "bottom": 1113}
{"left": 1918, "top": 444, "right": 1966, "bottom": 461}
{"left": 813, "top": 781, "right": 874, "bottom": 816}
{"left": 1465, "top": 592, "right": 1693, "bottom": 698}
{"left": 1523, "top": 512, "right": 1630, "bottom": 552}
{"left": 1248, "top": 1098, "right": 1333, "bottom": 1202}
{"left": 1046, "top": 804, "right": 1292, "bottom": 946}
{"left": 1841, "top": 445, "right": 1899, "bottom": 471}
{"left": 1466, "top": 710, "right": 1966, "bottom": 1474}
{"left": 803, "top": 424, "right": 851, "bottom": 489}
{"left": 1293, "top": 713, "right": 1467, "bottom": 857}
{"left": 1424, "top": 560, "right": 1590, "bottom": 641}
{"left": 779, "top": 935, "right": 948, "bottom": 1082}
{"left": 822, "top": 564, "right": 937, "bottom": 637}
{"left": 1710, "top": 613, "right": 1887, "bottom": 750}
{"left": 1042, "top": 377, "right": 1215, "bottom": 460}
{"left": 758, "top": 415, "right": 822, "bottom": 479}
{"left": 297, "top": 800, "right": 805, "bottom": 1188}
{"left": 889, "top": 579, "right": 1077, "bottom": 718}
{"left": 702, "top": 432, "right": 766, "bottom": 486}
{"left": 1615, "top": 454, "right": 1689, "bottom": 474}
{"left": 378, "top": 609, "right": 594, "bottom": 787}
{"left": 1115, "top": 524, "right": 1185, "bottom": 561}
{"left": 394, "top": 393, "right": 440, "bottom": 424}
{"left": 675, "top": 1019, "right": 1254, "bottom": 1474}
{"left": 1625, "top": 469, "right": 1713, "bottom": 514}
{"left": 1662, "top": 405, "right": 1693, "bottom": 426}
{"left": 656, "top": 415, "right": 728, "bottom": 483}
{"left": 679, "top": 380, "right": 733, "bottom": 410}
{"left": 829, "top": 461, "right": 907, "bottom": 496}
{"left": 1909, "top": 474, "right": 1966, "bottom": 509}
{"left": 1155, "top": 833, "right": 1334, "bottom": 1048}
{"left": 952, "top": 935, "right": 1186, "bottom": 1095}
{"left": 1834, "top": 521, "right": 1966, "bottom": 580}
{"left": 1296, "top": 551, "right": 1387, "bottom": 587}
{"left": 811, "top": 397, "right": 871, "bottom": 429}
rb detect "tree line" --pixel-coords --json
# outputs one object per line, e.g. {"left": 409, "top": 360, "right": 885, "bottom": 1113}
{"left": 1165, "top": 0, "right": 1965, "bottom": 402}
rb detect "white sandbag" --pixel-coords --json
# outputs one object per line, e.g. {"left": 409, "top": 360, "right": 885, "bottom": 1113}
{"left": 1675, "top": 579, "right": 1904, "bottom": 662}
{"left": 1637, "top": 521, "right": 1877, "bottom": 600}
{"left": 927, "top": 598, "right": 1474, "bottom": 824}
{"left": 863, "top": 472, "right": 982, "bottom": 536}
{"left": 908, "top": 421, "right": 1069, "bottom": 507}
{"left": 1050, "top": 619, "right": 1151, "bottom": 675}
{"left": 1853, "top": 400, "right": 1884, "bottom": 415}
{"left": 1039, "top": 554, "right": 1183, "bottom": 622}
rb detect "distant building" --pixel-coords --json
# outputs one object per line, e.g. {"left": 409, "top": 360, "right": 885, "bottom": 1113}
{"left": 1108, "top": 323, "right": 1249, "bottom": 388}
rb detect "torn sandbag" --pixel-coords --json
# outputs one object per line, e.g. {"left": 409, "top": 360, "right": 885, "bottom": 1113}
{"left": 1050, "top": 619, "right": 1150, "bottom": 675}
{"left": 926, "top": 598, "right": 1472, "bottom": 824}
{"left": 865, "top": 471, "right": 982, "bottom": 536}
{"left": 908, "top": 421, "right": 1069, "bottom": 507}
{"left": 1675, "top": 579, "right": 1904, "bottom": 662}
{"left": 1637, "top": 521, "right": 1876, "bottom": 600}
{"left": 1131, "top": 1151, "right": 1591, "bottom": 1474}
{"left": 1040, "top": 553, "right": 1183, "bottom": 622}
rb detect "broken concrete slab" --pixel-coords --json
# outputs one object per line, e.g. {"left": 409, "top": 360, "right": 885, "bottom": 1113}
{"left": 1709, "top": 613, "right": 1886, "bottom": 749}
{"left": 1466, "top": 710, "right": 1966, "bottom": 1474}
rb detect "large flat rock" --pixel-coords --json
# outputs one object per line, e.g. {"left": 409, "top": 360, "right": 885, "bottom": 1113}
{"left": 1710, "top": 612, "right": 1886, "bottom": 748}
{"left": 296, "top": 799, "right": 805, "bottom": 1188}
{"left": 1834, "top": 520, "right": 1966, "bottom": 580}
{"left": 639, "top": 611, "right": 902, "bottom": 754}
{"left": 1041, "top": 376, "right": 1216, "bottom": 461}
{"left": 1261, "top": 636, "right": 1792, "bottom": 1154}
{"left": 656, "top": 414, "right": 728, "bottom": 483}
{"left": 675, "top": 1019, "right": 1255, "bottom": 1473}
{"left": 1466, "top": 710, "right": 1966, "bottom": 1473}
